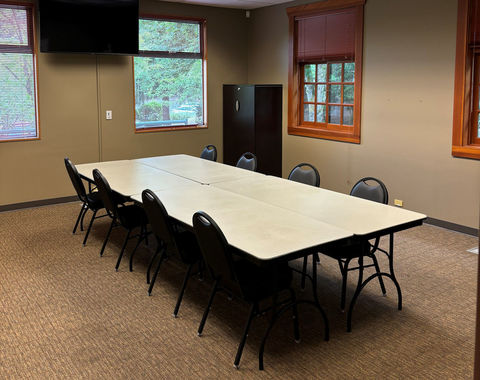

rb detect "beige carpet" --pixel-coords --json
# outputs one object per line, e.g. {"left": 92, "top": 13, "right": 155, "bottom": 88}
{"left": 0, "top": 202, "right": 477, "bottom": 379}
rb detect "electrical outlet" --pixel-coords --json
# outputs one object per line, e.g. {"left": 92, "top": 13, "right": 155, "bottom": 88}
{"left": 106, "top": 110, "right": 112, "bottom": 120}
{"left": 394, "top": 199, "right": 403, "bottom": 207}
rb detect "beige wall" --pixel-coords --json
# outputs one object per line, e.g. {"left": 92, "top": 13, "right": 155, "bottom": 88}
{"left": 0, "top": 0, "right": 248, "bottom": 205}
{"left": 248, "top": 0, "right": 480, "bottom": 229}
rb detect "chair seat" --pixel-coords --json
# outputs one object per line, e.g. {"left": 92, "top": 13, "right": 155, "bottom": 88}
{"left": 321, "top": 241, "right": 367, "bottom": 259}
{"left": 85, "top": 191, "right": 104, "bottom": 210}
{"left": 175, "top": 230, "right": 202, "bottom": 264}
{"left": 235, "top": 260, "right": 293, "bottom": 302}
{"left": 118, "top": 205, "right": 148, "bottom": 229}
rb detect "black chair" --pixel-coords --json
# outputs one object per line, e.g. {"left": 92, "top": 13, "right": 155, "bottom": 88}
{"left": 93, "top": 169, "right": 148, "bottom": 271}
{"left": 288, "top": 163, "right": 320, "bottom": 187}
{"left": 141, "top": 189, "right": 202, "bottom": 317}
{"left": 322, "top": 177, "right": 389, "bottom": 312}
{"left": 192, "top": 211, "right": 299, "bottom": 370}
{"left": 64, "top": 157, "right": 106, "bottom": 246}
{"left": 200, "top": 144, "right": 217, "bottom": 161}
{"left": 236, "top": 152, "right": 257, "bottom": 171}
{"left": 288, "top": 163, "right": 321, "bottom": 288}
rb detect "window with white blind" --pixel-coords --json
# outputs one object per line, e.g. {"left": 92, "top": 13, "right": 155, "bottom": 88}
{"left": 0, "top": 3, "right": 39, "bottom": 142}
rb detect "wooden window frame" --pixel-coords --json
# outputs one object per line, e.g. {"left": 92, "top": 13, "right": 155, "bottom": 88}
{"left": 0, "top": 1, "right": 40, "bottom": 143}
{"left": 452, "top": 0, "right": 480, "bottom": 159}
{"left": 287, "top": 0, "right": 364, "bottom": 144}
{"left": 133, "top": 14, "right": 207, "bottom": 133}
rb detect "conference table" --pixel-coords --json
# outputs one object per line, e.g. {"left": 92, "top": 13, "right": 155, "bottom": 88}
{"left": 76, "top": 154, "right": 426, "bottom": 333}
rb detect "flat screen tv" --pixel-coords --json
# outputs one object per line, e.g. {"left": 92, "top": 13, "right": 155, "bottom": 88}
{"left": 39, "top": 0, "right": 139, "bottom": 55}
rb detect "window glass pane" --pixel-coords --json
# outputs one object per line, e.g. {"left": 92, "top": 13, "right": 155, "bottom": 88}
{"left": 317, "top": 84, "right": 326, "bottom": 103}
{"left": 303, "top": 104, "right": 315, "bottom": 122}
{"left": 139, "top": 19, "right": 200, "bottom": 53}
{"left": 0, "top": 8, "right": 29, "bottom": 46}
{"left": 134, "top": 57, "right": 203, "bottom": 128}
{"left": 328, "top": 85, "right": 341, "bottom": 103}
{"left": 343, "top": 106, "right": 354, "bottom": 126}
{"left": 304, "top": 84, "right": 315, "bottom": 102}
{"left": 344, "top": 62, "right": 355, "bottom": 82}
{"left": 328, "top": 63, "right": 342, "bottom": 82}
{"left": 477, "top": 113, "right": 480, "bottom": 138}
{"left": 317, "top": 64, "right": 327, "bottom": 82}
{"left": 304, "top": 64, "right": 316, "bottom": 82}
{"left": 328, "top": 105, "right": 341, "bottom": 124}
{"left": 0, "top": 53, "right": 37, "bottom": 140}
{"left": 344, "top": 85, "right": 354, "bottom": 104}
{"left": 316, "top": 104, "right": 326, "bottom": 123}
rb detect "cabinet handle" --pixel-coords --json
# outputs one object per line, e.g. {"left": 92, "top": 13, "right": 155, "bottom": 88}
{"left": 235, "top": 100, "right": 240, "bottom": 112}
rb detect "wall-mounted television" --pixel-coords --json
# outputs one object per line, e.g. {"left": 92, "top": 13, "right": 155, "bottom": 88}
{"left": 39, "top": 0, "right": 139, "bottom": 55}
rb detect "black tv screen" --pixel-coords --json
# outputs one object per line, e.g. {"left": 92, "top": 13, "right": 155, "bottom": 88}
{"left": 39, "top": 0, "right": 139, "bottom": 55}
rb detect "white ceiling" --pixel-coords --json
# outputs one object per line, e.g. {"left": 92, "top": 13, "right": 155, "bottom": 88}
{"left": 158, "top": 0, "right": 292, "bottom": 10}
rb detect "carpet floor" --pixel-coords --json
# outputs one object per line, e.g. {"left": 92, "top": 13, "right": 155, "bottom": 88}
{"left": 0, "top": 202, "right": 477, "bottom": 379}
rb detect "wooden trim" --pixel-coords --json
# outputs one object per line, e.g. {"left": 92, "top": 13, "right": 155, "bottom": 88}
{"left": 452, "top": 0, "right": 480, "bottom": 159}
{"left": 287, "top": 1, "right": 363, "bottom": 143}
{"left": 135, "top": 124, "right": 207, "bottom": 133}
{"left": 287, "top": 0, "right": 365, "bottom": 18}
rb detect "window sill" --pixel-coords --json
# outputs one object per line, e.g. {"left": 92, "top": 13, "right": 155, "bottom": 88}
{"left": 452, "top": 144, "right": 480, "bottom": 160}
{"left": 288, "top": 125, "right": 360, "bottom": 144}
{"left": 135, "top": 124, "right": 207, "bottom": 133}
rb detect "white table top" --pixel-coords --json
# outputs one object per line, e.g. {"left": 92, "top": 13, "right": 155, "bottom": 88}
{"left": 131, "top": 184, "right": 352, "bottom": 261}
{"left": 76, "top": 160, "right": 195, "bottom": 196}
{"left": 212, "top": 175, "right": 426, "bottom": 237}
{"left": 135, "top": 154, "right": 264, "bottom": 184}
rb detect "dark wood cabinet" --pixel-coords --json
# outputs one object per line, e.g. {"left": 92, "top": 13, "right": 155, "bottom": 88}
{"left": 223, "top": 84, "right": 282, "bottom": 176}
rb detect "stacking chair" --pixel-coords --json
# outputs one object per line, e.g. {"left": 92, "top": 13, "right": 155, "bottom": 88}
{"left": 287, "top": 163, "right": 321, "bottom": 288}
{"left": 236, "top": 152, "right": 257, "bottom": 171}
{"left": 192, "top": 211, "right": 299, "bottom": 370}
{"left": 200, "top": 144, "right": 217, "bottom": 161}
{"left": 141, "top": 189, "right": 202, "bottom": 317}
{"left": 64, "top": 157, "right": 106, "bottom": 246}
{"left": 322, "top": 177, "right": 389, "bottom": 311}
{"left": 288, "top": 163, "right": 320, "bottom": 187}
{"left": 93, "top": 169, "right": 148, "bottom": 271}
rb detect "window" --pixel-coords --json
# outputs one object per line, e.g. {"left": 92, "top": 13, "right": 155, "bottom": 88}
{"left": 287, "top": 0, "right": 364, "bottom": 143}
{"left": 134, "top": 16, "right": 206, "bottom": 132}
{"left": 452, "top": 0, "right": 480, "bottom": 159}
{"left": 0, "top": 3, "right": 38, "bottom": 142}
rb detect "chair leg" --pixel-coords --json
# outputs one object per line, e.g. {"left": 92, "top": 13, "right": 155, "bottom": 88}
{"left": 73, "top": 203, "right": 87, "bottom": 234}
{"left": 371, "top": 254, "right": 387, "bottom": 295}
{"left": 115, "top": 229, "right": 131, "bottom": 272}
{"left": 197, "top": 280, "right": 219, "bottom": 337}
{"left": 233, "top": 303, "right": 257, "bottom": 369}
{"left": 100, "top": 219, "right": 115, "bottom": 257}
{"left": 339, "top": 258, "right": 351, "bottom": 312}
{"left": 314, "top": 252, "right": 320, "bottom": 264}
{"left": 289, "top": 288, "right": 300, "bottom": 343}
{"left": 148, "top": 250, "right": 167, "bottom": 296}
{"left": 147, "top": 245, "right": 162, "bottom": 284}
{"left": 173, "top": 263, "right": 194, "bottom": 317}
{"left": 300, "top": 255, "right": 308, "bottom": 290}
{"left": 129, "top": 228, "right": 146, "bottom": 272}
{"left": 82, "top": 209, "right": 97, "bottom": 246}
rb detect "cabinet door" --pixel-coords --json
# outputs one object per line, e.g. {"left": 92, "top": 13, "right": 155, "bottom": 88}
{"left": 223, "top": 85, "right": 255, "bottom": 166}
{"left": 255, "top": 86, "right": 282, "bottom": 176}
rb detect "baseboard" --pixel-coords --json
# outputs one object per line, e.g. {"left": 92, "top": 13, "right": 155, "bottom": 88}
{"left": 425, "top": 217, "right": 478, "bottom": 237}
{"left": 0, "top": 196, "right": 78, "bottom": 213}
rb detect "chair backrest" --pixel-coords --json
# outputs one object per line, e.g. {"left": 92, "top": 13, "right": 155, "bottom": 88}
{"left": 192, "top": 211, "right": 241, "bottom": 293}
{"left": 93, "top": 169, "right": 119, "bottom": 219}
{"left": 64, "top": 157, "right": 88, "bottom": 203}
{"left": 142, "top": 189, "right": 178, "bottom": 253}
{"left": 288, "top": 163, "right": 320, "bottom": 187}
{"left": 236, "top": 152, "right": 257, "bottom": 171}
{"left": 350, "top": 177, "right": 388, "bottom": 204}
{"left": 200, "top": 145, "right": 217, "bottom": 161}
